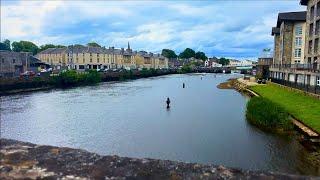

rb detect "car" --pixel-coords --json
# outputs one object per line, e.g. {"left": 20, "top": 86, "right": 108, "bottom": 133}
{"left": 257, "top": 78, "right": 262, "bottom": 84}
{"left": 20, "top": 71, "right": 35, "bottom": 77}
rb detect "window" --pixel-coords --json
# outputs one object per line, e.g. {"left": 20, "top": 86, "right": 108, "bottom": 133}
{"left": 310, "top": 23, "right": 314, "bottom": 37}
{"left": 309, "top": 40, "right": 313, "bottom": 53}
{"left": 295, "top": 25, "right": 303, "bottom": 35}
{"left": 2, "top": 58, "right": 4, "bottom": 63}
{"left": 317, "top": 76, "right": 320, "bottom": 86}
{"left": 90, "top": 58, "right": 92, "bottom": 62}
{"left": 295, "top": 37, "right": 302, "bottom": 46}
{"left": 316, "top": 20, "right": 320, "bottom": 35}
{"left": 294, "top": 48, "right": 302, "bottom": 58}
{"left": 315, "top": 38, "right": 319, "bottom": 53}
{"left": 311, "top": 6, "right": 315, "bottom": 20}
{"left": 317, "top": 2, "right": 320, "bottom": 17}
{"left": 12, "top": 59, "right": 15, "bottom": 63}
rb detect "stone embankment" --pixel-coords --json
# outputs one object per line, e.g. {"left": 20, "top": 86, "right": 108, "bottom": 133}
{"left": 0, "top": 139, "right": 315, "bottom": 179}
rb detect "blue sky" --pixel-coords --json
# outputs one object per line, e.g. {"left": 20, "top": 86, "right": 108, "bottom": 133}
{"left": 1, "top": 0, "right": 305, "bottom": 59}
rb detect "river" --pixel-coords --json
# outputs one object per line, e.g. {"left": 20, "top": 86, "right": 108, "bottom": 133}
{"left": 1, "top": 73, "right": 319, "bottom": 175}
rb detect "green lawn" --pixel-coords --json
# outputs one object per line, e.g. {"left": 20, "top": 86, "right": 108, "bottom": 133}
{"left": 249, "top": 84, "right": 320, "bottom": 133}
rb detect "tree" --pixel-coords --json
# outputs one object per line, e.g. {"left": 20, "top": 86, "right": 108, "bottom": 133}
{"left": 161, "top": 49, "right": 177, "bottom": 59}
{"left": 87, "top": 42, "right": 101, "bottom": 47}
{"left": 179, "top": 48, "right": 195, "bottom": 59}
{"left": 195, "top": 51, "right": 207, "bottom": 60}
{"left": 12, "top": 41, "right": 39, "bottom": 55}
{"left": 218, "top": 57, "right": 230, "bottom": 66}
{"left": 39, "top": 44, "right": 66, "bottom": 52}
{"left": 0, "top": 39, "right": 11, "bottom": 51}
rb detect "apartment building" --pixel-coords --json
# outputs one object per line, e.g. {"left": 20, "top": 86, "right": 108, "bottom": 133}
{"left": 270, "top": 5, "right": 320, "bottom": 90}
{"left": 301, "top": 0, "right": 320, "bottom": 63}
{"left": 272, "top": 11, "right": 307, "bottom": 65}
{"left": 36, "top": 44, "right": 168, "bottom": 71}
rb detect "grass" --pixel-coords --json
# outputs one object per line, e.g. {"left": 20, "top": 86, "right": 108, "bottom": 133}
{"left": 246, "top": 97, "right": 292, "bottom": 131}
{"left": 249, "top": 84, "right": 320, "bottom": 133}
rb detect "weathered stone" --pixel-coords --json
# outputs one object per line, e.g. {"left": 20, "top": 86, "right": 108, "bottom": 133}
{"left": 0, "top": 139, "right": 317, "bottom": 179}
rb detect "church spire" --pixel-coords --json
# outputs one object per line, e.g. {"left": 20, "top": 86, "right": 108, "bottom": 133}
{"left": 127, "top": 41, "right": 130, "bottom": 50}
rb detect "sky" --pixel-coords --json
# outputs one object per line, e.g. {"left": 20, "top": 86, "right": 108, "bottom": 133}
{"left": 1, "top": 0, "right": 305, "bottom": 60}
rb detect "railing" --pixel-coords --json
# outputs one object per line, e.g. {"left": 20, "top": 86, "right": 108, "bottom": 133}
{"left": 271, "top": 78, "right": 320, "bottom": 95}
{"left": 270, "top": 63, "right": 320, "bottom": 73}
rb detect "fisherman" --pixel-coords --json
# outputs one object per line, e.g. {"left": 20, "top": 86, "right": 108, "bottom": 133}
{"left": 183, "top": 83, "right": 185, "bottom": 88}
{"left": 166, "top": 97, "right": 171, "bottom": 108}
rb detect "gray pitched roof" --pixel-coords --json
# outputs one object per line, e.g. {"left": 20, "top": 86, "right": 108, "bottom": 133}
{"left": 271, "top": 27, "right": 280, "bottom": 36}
{"left": 277, "top": 11, "right": 306, "bottom": 27}
{"left": 300, "top": 0, "right": 308, "bottom": 5}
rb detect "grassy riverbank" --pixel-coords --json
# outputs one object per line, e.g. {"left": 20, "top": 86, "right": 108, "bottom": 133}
{"left": 249, "top": 84, "right": 320, "bottom": 133}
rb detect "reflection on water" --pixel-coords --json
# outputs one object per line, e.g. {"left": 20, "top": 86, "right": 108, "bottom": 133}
{"left": 1, "top": 73, "right": 319, "bottom": 176}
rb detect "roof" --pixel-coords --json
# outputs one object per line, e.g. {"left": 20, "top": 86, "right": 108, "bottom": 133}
{"left": 300, "top": 0, "right": 308, "bottom": 5}
{"left": 276, "top": 11, "right": 306, "bottom": 27}
{"left": 271, "top": 27, "right": 280, "bottom": 36}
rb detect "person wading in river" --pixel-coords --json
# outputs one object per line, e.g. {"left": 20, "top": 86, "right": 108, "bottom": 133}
{"left": 166, "top": 97, "right": 171, "bottom": 109}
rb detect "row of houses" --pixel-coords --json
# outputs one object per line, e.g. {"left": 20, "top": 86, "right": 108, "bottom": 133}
{"left": 36, "top": 43, "right": 168, "bottom": 71}
{"left": 270, "top": 0, "right": 320, "bottom": 88}
{"left": 204, "top": 58, "right": 254, "bottom": 68}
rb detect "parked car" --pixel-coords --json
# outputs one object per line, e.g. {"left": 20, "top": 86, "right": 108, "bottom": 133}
{"left": 20, "top": 71, "right": 35, "bottom": 77}
{"left": 257, "top": 78, "right": 262, "bottom": 84}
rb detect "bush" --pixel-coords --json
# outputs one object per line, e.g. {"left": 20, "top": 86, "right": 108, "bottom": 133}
{"left": 54, "top": 70, "right": 101, "bottom": 87}
{"left": 246, "top": 97, "right": 293, "bottom": 131}
{"left": 178, "top": 65, "right": 192, "bottom": 73}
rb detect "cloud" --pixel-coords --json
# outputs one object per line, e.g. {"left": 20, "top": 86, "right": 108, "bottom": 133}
{"left": 0, "top": 0, "right": 306, "bottom": 59}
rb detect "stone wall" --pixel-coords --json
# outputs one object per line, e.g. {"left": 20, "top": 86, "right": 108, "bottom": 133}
{"left": 0, "top": 139, "right": 313, "bottom": 179}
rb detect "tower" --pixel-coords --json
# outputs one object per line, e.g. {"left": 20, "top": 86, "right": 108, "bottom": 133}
{"left": 127, "top": 42, "right": 130, "bottom": 50}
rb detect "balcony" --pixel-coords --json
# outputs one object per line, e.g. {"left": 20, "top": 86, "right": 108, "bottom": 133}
{"left": 270, "top": 63, "right": 320, "bottom": 73}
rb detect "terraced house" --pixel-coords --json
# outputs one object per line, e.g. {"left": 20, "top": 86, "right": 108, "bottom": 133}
{"left": 270, "top": 1, "right": 320, "bottom": 91}
{"left": 36, "top": 43, "right": 168, "bottom": 71}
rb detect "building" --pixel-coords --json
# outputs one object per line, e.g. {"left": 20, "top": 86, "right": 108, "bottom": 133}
{"left": 228, "top": 59, "right": 241, "bottom": 67}
{"left": 257, "top": 57, "right": 273, "bottom": 79}
{"left": 239, "top": 60, "right": 254, "bottom": 66}
{"left": 272, "top": 11, "right": 307, "bottom": 65}
{"left": 204, "top": 59, "right": 222, "bottom": 67}
{"left": 0, "top": 50, "right": 49, "bottom": 77}
{"left": 270, "top": 5, "right": 320, "bottom": 89}
{"left": 36, "top": 43, "right": 168, "bottom": 71}
{"left": 301, "top": 0, "right": 320, "bottom": 64}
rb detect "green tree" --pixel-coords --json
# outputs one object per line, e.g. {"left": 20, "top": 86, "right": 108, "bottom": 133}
{"left": 195, "top": 51, "right": 207, "bottom": 60}
{"left": 179, "top": 48, "right": 195, "bottom": 59}
{"left": 218, "top": 57, "right": 230, "bottom": 66}
{"left": 39, "top": 44, "right": 66, "bottom": 52}
{"left": 161, "top": 49, "right": 177, "bottom": 59}
{"left": 0, "top": 39, "right": 11, "bottom": 51}
{"left": 87, "top": 42, "right": 101, "bottom": 47}
{"left": 12, "top": 41, "right": 39, "bottom": 55}
{"left": 3, "top": 39, "right": 11, "bottom": 50}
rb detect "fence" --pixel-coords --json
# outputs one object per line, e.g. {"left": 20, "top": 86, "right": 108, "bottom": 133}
{"left": 271, "top": 78, "right": 320, "bottom": 95}
{"left": 270, "top": 63, "right": 320, "bottom": 73}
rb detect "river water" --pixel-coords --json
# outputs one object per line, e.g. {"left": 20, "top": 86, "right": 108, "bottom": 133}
{"left": 1, "top": 74, "right": 319, "bottom": 175}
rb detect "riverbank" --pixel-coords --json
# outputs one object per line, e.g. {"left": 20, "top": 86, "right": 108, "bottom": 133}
{"left": 0, "top": 139, "right": 314, "bottom": 179}
{"left": 0, "top": 69, "right": 176, "bottom": 96}
{"left": 1, "top": 68, "right": 229, "bottom": 96}
{"left": 249, "top": 83, "right": 320, "bottom": 134}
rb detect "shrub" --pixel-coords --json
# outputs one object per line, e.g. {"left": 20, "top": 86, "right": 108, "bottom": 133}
{"left": 246, "top": 97, "right": 293, "bottom": 131}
